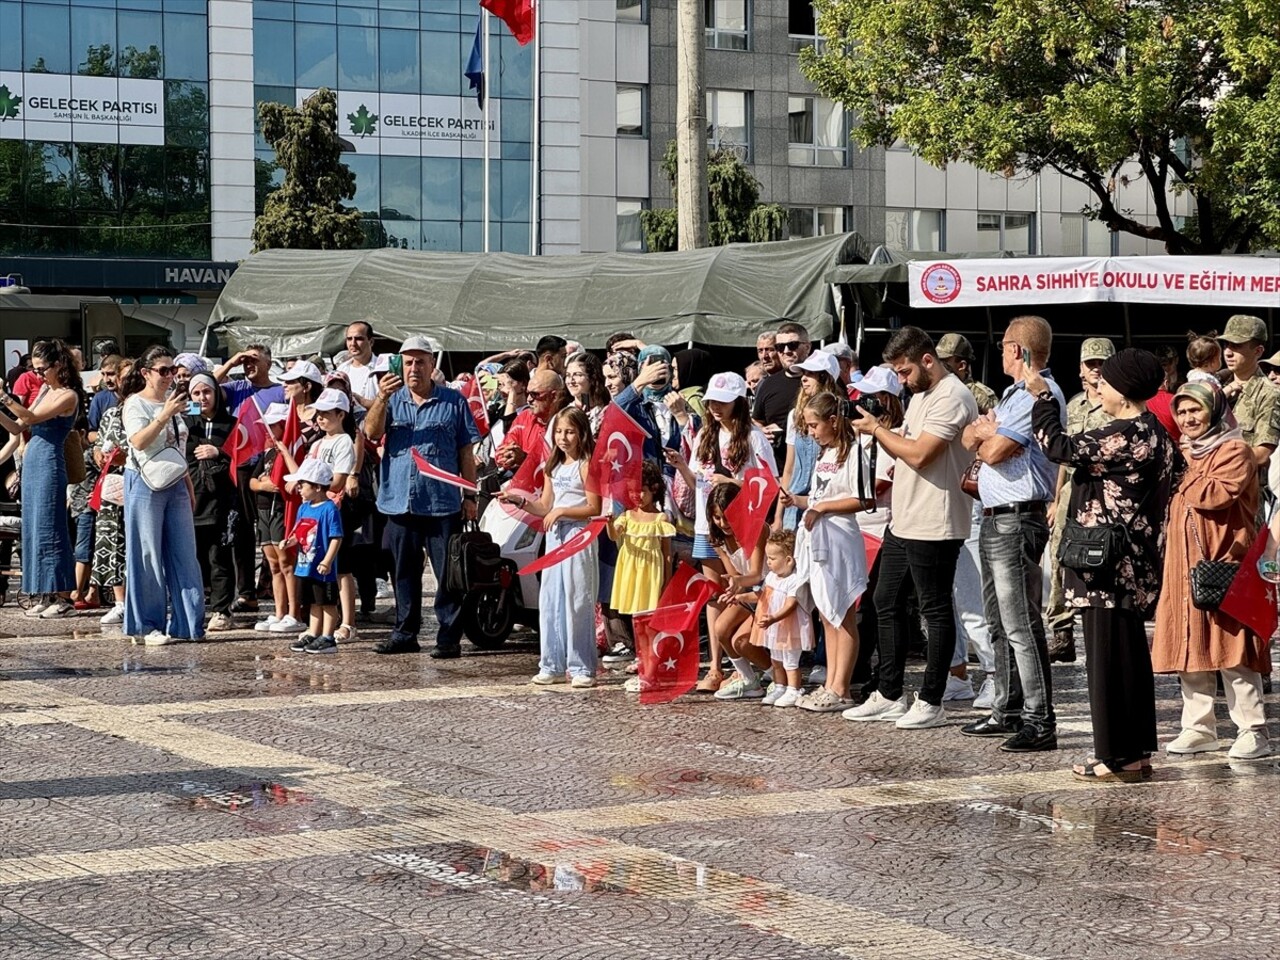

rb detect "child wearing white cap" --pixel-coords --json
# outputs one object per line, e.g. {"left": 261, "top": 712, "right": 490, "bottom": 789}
{"left": 280, "top": 458, "right": 344, "bottom": 654}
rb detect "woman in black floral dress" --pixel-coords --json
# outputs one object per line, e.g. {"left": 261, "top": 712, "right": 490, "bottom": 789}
{"left": 1027, "top": 349, "right": 1181, "bottom": 782}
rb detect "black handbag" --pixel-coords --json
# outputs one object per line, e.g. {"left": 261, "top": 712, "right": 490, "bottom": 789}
{"left": 1057, "top": 518, "right": 1127, "bottom": 571}
{"left": 445, "top": 521, "right": 503, "bottom": 594}
{"left": 1187, "top": 509, "right": 1240, "bottom": 611}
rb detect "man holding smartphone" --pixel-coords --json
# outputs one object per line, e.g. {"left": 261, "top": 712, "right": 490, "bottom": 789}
{"left": 959, "top": 317, "right": 1066, "bottom": 753}
{"left": 751, "top": 321, "right": 812, "bottom": 465}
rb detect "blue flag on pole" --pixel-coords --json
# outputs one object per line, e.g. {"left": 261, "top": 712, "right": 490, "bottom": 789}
{"left": 464, "top": 18, "right": 485, "bottom": 108}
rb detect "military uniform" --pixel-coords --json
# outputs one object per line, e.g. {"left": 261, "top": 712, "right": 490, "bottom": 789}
{"left": 1231, "top": 373, "right": 1280, "bottom": 452}
{"left": 965, "top": 378, "right": 998, "bottom": 415}
{"left": 935, "top": 333, "right": 998, "bottom": 414}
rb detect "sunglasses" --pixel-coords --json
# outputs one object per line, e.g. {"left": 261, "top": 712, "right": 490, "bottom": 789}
{"left": 32, "top": 364, "right": 49, "bottom": 374}
{"left": 775, "top": 340, "right": 802, "bottom": 353}
{"left": 526, "top": 390, "right": 556, "bottom": 401}
{"left": 149, "top": 366, "right": 176, "bottom": 377}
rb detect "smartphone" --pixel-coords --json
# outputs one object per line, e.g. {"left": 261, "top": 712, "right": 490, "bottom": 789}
{"left": 388, "top": 353, "right": 404, "bottom": 379}
{"left": 1021, "top": 346, "right": 1033, "bottom": 368}
{"left": 185, "top": 400, "right": 201, "bottom": 416}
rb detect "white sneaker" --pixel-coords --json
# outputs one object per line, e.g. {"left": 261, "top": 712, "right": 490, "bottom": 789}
{"left": 895, "top": 693, "right": 948, "bottom": 730}
{"left": 1228, "top": 730, "right": 1272, "bottom": 760}
{"left": 973, "top": 677, "right": 996, "bottom": 710}
{"left": 143, "top": 629, "right": 177, "bottom": 646}
{"left": 1166, "top": 729, "right": 1220, "bottom": 754}
{"left": 530, "top": 672, "right": 563, "bottom": 685}
{"left": 99, "top": 603, "right": 125, "bottom": 626}
{"left": 24, "top": 596, "right": 49, "bottom": 618}
{"left": 570, "top": 675, "right": 597, "bottom": 689}
{"left": 774, "top": 688, "right": 801, "bottom": 709}
{"left": 943, "top": 674, "right": 976, "bottom": 702}
{"left": 268, "top": 615, "right": 305, "bottom": 633}
{"left": 601, "top": 642, "right": 634, "bottom": 664}
{"left": 714, "top": 676, "right": 766, "bottom": 700}
{"left": 40, "top": 598, "right": 74, "bottom": 619}
{"left": 254, "top": 615, "right": 280, "bottom": 632}
{"left": 807, "top": 664, "right": 827, "bottom": 685}
{"left": 842, "top": 690, "right": 908, "bottom": 722}
{"left": 761, "top": 683, "right": 785, "bottom": 706}
{"left": 375, "top": 578, "right": 393, "bottom": 599}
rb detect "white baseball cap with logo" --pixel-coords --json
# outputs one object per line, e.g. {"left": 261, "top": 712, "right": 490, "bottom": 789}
{"left": 312, "top": 388, "right": 351, "bottom": 413}
{"left": 705, "top": 371, "right": 748, "bottom": 404}
{"left": 260, "top": 402, "right": 291, "bottom": 426}
{"left": 857, "top": 365, "right": 903, "bottom": 398}
{"left": 280, "top": 360, "right": 324, "bottom": 384}
{"left": 284, "top": 457, "right": 334, "bottom": 488}
{"left": 794, "top": 351, "right": 841, "bottom": 380}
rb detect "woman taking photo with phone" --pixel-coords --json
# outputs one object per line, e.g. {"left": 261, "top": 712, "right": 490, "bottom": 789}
{"left": 184, "top": 373, "right": 237, "bottom": 634}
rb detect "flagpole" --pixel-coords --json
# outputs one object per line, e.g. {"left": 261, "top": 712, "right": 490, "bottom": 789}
{"left": 530, "top": 0, "right": 540, "bottom": 255}
{"left": 482, "top": 8, "right": 491, "bottom": 254}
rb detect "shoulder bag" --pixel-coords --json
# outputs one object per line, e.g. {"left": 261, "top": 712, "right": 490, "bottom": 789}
{"left": 1187, "top": 508, "right": 1240, "bottom": 611}
{"left": 1058, "top": 480, "right": 1156, "bottom": 573}
{"left": 129, "top": 413, "right": 188, "bottom": 492}
{"left": 64, "top": 430, "right": 86, "bottom": 484}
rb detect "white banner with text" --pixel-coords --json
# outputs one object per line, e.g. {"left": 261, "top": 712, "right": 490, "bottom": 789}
{"left": 297, "top": 89, "right": 503, "bottom": 158}
{"left": 0, "top": 71, "right": 165, "bottom": 145}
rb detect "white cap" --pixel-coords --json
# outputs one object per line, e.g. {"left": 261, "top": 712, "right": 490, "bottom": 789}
{"left": 857, "top": 365, "right": 903, "bottom": 398}
{"left": 280, "top": 360, "right": 324, "bottom": 384}
{"left": 284, "top": 457, "right": 334, "bottom": 488}
{"left": 399, "top": 335, "right": 436, "bottom": 355}
{"left": 312, "top": 388, "right": 351, "bottom": 413}
{"left": 794, "top": 351, "right": 840, "bottom": 380}
{"left": 704, "top": 371, "right": 748, "bottom": 404}
{"left": 823, "top": 341, "right": 855, "bottom": 361}
{"left": 260, "top": 402, "right": 291, "bottom": 425}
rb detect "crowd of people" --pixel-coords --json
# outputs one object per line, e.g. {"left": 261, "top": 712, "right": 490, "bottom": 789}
{"left": 3, "top": 312, "right": 1279, "bottom": 783}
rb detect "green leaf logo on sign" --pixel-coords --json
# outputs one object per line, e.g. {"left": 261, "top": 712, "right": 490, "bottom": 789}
{"left": 0, "top": 85, "right": 21, "bottom": 121}
{"left": 348, "top": 104, "right": 377, "bottom": 138}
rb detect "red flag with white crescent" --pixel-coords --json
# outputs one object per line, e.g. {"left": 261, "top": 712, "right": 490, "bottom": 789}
{"left": 271, "top": 400, "right": 306, "bottom": 532}
{"left": 587, "top": 402, "right": 648, "bottom": 509}
{"left": 222, "top": 395, "right": 269, "bottom": 483}
{"left": 648, "top": 561, "right": 718, "bottom": 633}
{"left": 410, "top": 447, "right": 479, "bottom": 492}
{"left": 517, "top": 516, "right": 608, "bottom": 576}
{"left": 634, "top": 609, "right": 700, "bottom": 704}
{"left": 500, "top": 433, "right": 550, "bottom": 529}
{"left": 459, "top": 374, "right": 490, "bottom": 438}
{"left": 723, "top": 466, "right": 778, "bottom": 554}
{"left": 1220, "top": 524, "right": 1279, "bottom": 640}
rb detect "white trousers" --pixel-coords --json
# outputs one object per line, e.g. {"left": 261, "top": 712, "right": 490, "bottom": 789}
{"left": 538, "top": 521, "right": 599, "bottom": 679}
{"left": 1179, "top": 668, "right": 1268, "bottom": 737}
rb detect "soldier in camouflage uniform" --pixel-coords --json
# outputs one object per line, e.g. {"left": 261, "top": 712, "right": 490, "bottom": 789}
{"left": 1220, "top": 315, "right": 1280, "bottom": 476}
{"left": 937, "top": 333, "right": 998, "bottom": 413}
{"left": 1045, "top": 338, "right": 1116, "bottom": 662}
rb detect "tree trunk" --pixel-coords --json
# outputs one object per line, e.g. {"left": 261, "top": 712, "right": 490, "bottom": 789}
{"left": 675, "top": 0, "right": 708, "bottom": 250}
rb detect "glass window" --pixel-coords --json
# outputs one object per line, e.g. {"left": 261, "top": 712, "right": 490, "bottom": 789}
{"left": 254, "top": 19, "right": 294, "bottom": 86}
{"left": 345, "top": 153, "right": 380, "bottom": 215}
{"left": 787, "top": 96, "right": 845, "bottom": 166}
{"left": 26, "top": 3, "right": 72, "bottom": 74}
{"left": 339, "top": 25, "right": 378, "bottom": 89}
{"left": 492, "top": 31, "right": 531, "bottom": 100}
{"left": 0, "top": 2, "right": 22, "bottom": 73}
{"left": 705, "top": 0, "right": 748, "bottom": 50}
{"left": 706, "top": 89, "right": 751, "bottom": 160}
{"left": 296, "top": 22, "right": 338, "bottom": 88}
{"left": 422, "top": 156, "right": 461, "bottom": 220}
{"left": 885, "top": 208, "right": 943, "bottom": 250}
{"left": 787, "top": 0, "right": 825, "bottom": 52}
{"left": 164, "top": 12, "right": 207, "bottom": 81}
{"left": 421, "top": 31, "right": 461, "bottom": 96}
{"left": 976, "top": 211, "right": 1034, "bottom": 253}
{"left": 118, "top": 9, "right": 163, "bottom": 78}
{"left": 295, "top": 3, "right": 338, "bottom": 23}
{"left": 617, "top": 199, "right": 645, "bottom": 252}
{"left": 501, "top": 222, "right": 529, "bottom": 254}
{"left": 380, "top": 27, "right": 419, "bottom": 94}
{"left": 617, "top": 0, "right": 645, "bottom": 22}
{"left": 788, "top": 206, "right": 845, "bottom": 239}
{"left": 380, "top": 155, "right": 421, "bottom": 221}
{"left": 500, "top": 159, "right": 529, "bottom": 221}
{"left": 73, "top": 5, "right": 116, "bottom": 76}
{"left": 1059, "top": 213, "right": 1113, "bottom": 255}
{"left": 425, "top": 219, "right": 463, "bottom": 252}
{"left": 461, "top": 157, "right": 483, "bottom": 221}
{"left": 255, "top": 150, "right": 283, "bottom": 215}
{"left": 165, "top": 80, "right": 209, "bottom": 148}
{"left": 617, "top": 85, "right": 646, "bottom": 137}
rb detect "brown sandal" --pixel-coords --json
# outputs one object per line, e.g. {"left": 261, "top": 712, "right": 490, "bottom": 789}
{"left": 694, "top": 671, "right": 724, "bottom": 693}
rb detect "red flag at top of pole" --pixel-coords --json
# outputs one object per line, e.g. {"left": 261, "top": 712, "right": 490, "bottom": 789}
{"left": 223, "top": 396, "right": 269, "bottom": 482}
{"left": 723, "top": 466, "right": 778, "bottom": 554}
{"left": 481, "top": 0, "right": 535, "bottom": 45}
{"left": 587, "top": 402, "right": 648, "bottom": 509}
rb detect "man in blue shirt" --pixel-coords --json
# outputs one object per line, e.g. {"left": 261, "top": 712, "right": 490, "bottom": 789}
{"left": 365, "top": 336, "right": 480, "bottom": 657}
{"left": 959, "top": 316, "right": 1066, "bottom": 754}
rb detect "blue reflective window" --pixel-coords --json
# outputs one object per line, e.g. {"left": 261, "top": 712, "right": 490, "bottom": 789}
{"left": 164, "top": 11, "right": 207, "bottom": 81}
{"left": 502, "top": 223, "right": 529, "bottom": 254}
{"left": 380, "top": 28, "right": 418, "bottom": 93}
{"left": 338, "top": 25, "right": 378, "bottom": 89}
{"left": 118, "top": 9, "right": 163, "bottom": 77}
{"left": 295, "top": 2, "right": 337, "bottom": 22}
{"left": 345, "top": 153, "right": 380, "bottom": 214}
{"left": 421, "top": 31, "right": 461, "bottom": 96}
{"left": 492, "top": 32, "right": 531, "bottom": 100}
{"left": 461, "top": 157, "right": 483, "bottom": 221}
{"left": 26, "top": 3, "right": 72, "bottom": 73}
{"left": 254, "top": 20, "right": 295, "bottom": 86}
{"left": 165, "top": 79, "right": 209, "bottom": 147}
{"left": 72, "top": 5, "right": 116, "bottom": 75}
{"left": 296, "top": 22, "right": 337, "bottom": 88}
{"left": 500, "top": 159, "right": 529, "bottom": 221}
{"left": 0, "top": 2, "right": 23, "bottom": 72}
{"left": 422, "top": 157, "right": 461, "bottom": 220}
{"left": 380, "top": 155, "right": 421, "bottom": 220}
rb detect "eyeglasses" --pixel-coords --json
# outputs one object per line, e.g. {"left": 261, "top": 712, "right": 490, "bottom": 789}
{"left": 32, "top": 364, "right": 48, "bottom": 374}
{"left": 775, "top": 340, "right": 802, "bottom": 353}
{"left": 526, "top": 390, "right": 555, "bottom": 401}
{"left": 149, "top": 366, "right": 176, "bottom": 377}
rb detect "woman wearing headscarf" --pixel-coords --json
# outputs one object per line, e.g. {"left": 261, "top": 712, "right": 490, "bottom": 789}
{"left": 614, "top": 345, "right": 684, "bottom": 459}
{"left": 1026, "top": 348, "right": 1180, "bottom": 782}
{"left": 184, "top": 373, "right": 237, "bottom": 633}
{"left": 1152, "top": 381, "right": 1271, "bottom": 760}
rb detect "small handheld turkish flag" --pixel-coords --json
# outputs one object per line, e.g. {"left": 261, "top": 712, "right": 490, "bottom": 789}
{"left": 501, "top": 434, "right": 549, "bottom": 529}
{"left": 459, "top": 375, "right": 490, "bottom": 439}
{"left": 650, "top": 562, "right": 719, "bottom": 633}
{"left": 724, "top": 466, "right": 778, "bottom": 553}
{"left": 634, "top": 609, "right": 700, "bottom": 704}
{"left": 517, "top": 516, "right": 608, "bottom": 576}
{"left": 271, "top": 400, "right": 307, "bottom": 532}
{"left": 223, "top": 396, "right": 269, "bottom": 483}
{"left": 410, "top": 447, "right": 479, "bottom": 492}
{"left": 587, "top": 402, "right": 648, "bottom": 509}
{"left": 1221, "top": 525, "right": 1279, "bottom": 640}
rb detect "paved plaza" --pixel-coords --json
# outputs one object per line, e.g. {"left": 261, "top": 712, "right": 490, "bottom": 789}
{"left": 1, "top": 598, "right": 1279, "bottom": 960}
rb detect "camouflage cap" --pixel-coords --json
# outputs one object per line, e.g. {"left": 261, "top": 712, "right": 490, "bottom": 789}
{"left": 1080, "top": 338, "right": 1116, "bottom": 362}
{"left": 1219, "top": 314, "right": 1268, "bottom": 345}
{"left": 935, "top": 333, "right": 974, "bottom": 360}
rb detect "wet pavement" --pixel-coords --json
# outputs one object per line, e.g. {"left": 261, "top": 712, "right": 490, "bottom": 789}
{"left": 2, "top": 593, "right": 1280, "bottom": 959}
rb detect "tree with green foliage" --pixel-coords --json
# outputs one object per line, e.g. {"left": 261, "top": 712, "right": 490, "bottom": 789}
{"left": 641, "top": 141, "right": 786, "bottom": 252}
{"left": 252, "top": 88, "right": 365, "bottom": 252}
{"left": 801, "top": 0, "right": 1280, "bottom": 254}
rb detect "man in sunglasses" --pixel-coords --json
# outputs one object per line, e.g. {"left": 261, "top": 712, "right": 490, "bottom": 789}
{"left": 495, "top": 370, "right": 564, "bottom": 473}
{"left": 751, "top": 320, "right": 812, "bottom": 464}
{"left": 337, "top": 320, "right": 380, "bottom": 417}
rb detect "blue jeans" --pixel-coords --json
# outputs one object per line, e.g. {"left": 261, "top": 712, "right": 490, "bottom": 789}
{"left": 539, "top": 520, "right": 599, "bottom": 678}
{"left": 979, "top": 511, "right": 1055, "bottom": 732}
{"left": 123, "top": 471, "right": 205, "bottom": 639}
{"left": 386, "top": 512, "right": 462, "bottom": 649}
{"left": 74, "top": 511, "right": 96, "bottom": 565}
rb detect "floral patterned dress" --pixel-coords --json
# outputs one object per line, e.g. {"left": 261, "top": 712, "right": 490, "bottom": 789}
{"left": 1032, "top": 405, "right": 1181, "bottom": 617}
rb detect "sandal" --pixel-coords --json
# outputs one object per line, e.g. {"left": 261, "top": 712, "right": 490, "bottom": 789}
{"left": 695, "top": 671, "right": 725, "bottom": 693}
{"left": 1071, "top": 757, "right": 1148, "bottom": 783}
{"left": 334, "top": 624, "right": 356, "bottom": 643}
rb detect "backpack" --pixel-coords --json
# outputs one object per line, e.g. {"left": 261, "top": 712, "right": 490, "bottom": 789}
{"left": 445, "top": 521, "right": 504, "bottom": 593}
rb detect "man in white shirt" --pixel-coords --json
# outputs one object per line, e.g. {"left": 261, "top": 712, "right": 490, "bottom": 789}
{"left": 846, "top": 326, "right": 979, "bottom": 730}
{"left": 337, "top": 320, "right": 380, "bottom": 415}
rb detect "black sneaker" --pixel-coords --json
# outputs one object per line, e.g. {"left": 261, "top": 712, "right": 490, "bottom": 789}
{"left": 960, "top": 716, "right": 1024, "bottom": 738}
{"left": 429, "top": 645, "right": 461, "bottom": 660}
{"left": 999, "top": 726, "right": 1058, "bottom": 753}
{"left": 305, "top": 635, "right": 338, "bottom": 655}
{"left": 290, "top": 634, "right": 315, "bottom": 653}
{"left": 373, "top": 638, "right": 421, "bottom": 655}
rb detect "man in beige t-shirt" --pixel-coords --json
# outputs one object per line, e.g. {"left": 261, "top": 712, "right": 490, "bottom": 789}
{"left": 848, "top": 326, "right": 979, "bottom": 730}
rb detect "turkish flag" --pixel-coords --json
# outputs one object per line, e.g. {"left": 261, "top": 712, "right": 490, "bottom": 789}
{"left": 1221, "top": 525, "right": 1279, "bottom": 641}
{"left": 289, "top": 516, "right": 318, "bottom": 553}
{"left": 223, "top": 396, "right": 269, "bottom": 482}
{"left": 481, "top": 0, "right": 535, "bottom": 45}
{"left": 459, "top": 375, "right": 490, "bottom": 438}
{"left": 271, "top": 400, "right": 306, "bottom": 532}
{"left": 500, "top": 433, "right": 549, "bottom": 529}
{"left": 517, "top": 516, "right": 607, "bottom": 576}
{"left": 857, "top": 534, "right": 882, "bottom": 609}
{"left": 410, "top": 447, "right": 479, "bottom": 492}
{"left": 587, "top": 402, "right": 648, "bottom": 509}
{"left": 634, "top": 609, "right": 699, "bottom": 704}
{"left": 724, "top": 466, "right": 778, "bottom": 554}
{"left": 649, "top": 561, "right": 719, "bottom": 632}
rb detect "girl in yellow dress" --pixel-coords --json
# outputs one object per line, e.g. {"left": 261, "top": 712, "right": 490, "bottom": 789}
{"left": 609, "top": 460, "right": 676, "bottom": 615}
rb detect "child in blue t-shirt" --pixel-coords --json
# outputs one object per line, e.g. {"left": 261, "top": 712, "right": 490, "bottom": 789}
{"left": 280, "top": 459, "right": 343, "bottom": 654}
